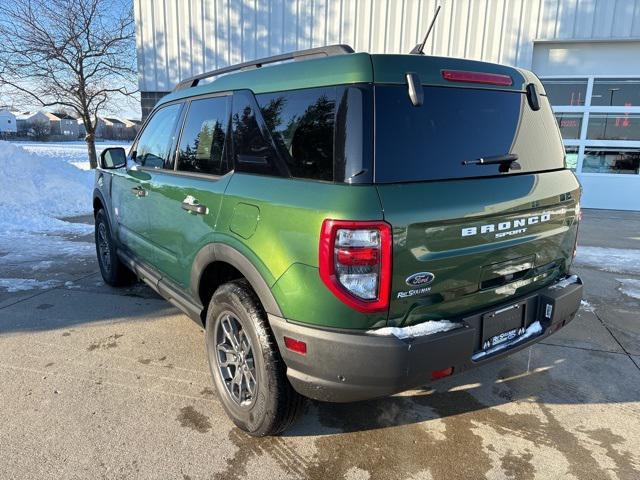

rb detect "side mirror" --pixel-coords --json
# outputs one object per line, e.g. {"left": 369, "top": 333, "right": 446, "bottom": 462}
{"left": 100, "top": 147, "right": 127, "bottom": 169}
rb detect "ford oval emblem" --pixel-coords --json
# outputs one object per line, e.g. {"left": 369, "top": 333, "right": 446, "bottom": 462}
{"left": 405, "top": 272, "right": 435, "bottom": 287}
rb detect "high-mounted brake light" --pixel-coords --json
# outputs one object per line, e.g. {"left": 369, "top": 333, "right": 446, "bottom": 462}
{"left": 319, "top": 220, "right": 392, "bottom": 313}
{"left": 442, "top": 69, "right": 513, "bottom": 86}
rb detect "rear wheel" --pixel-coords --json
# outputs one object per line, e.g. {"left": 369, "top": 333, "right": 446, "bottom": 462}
{"left": 95, "top": 209, "right": 135, "bottom": 286}
{"left": 205, "top": 280, "right": 303, "bottom": 436}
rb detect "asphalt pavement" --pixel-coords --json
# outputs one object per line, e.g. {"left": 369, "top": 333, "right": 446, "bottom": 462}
{"left": 0, "top": 209, "right": 638, "bottom": 479}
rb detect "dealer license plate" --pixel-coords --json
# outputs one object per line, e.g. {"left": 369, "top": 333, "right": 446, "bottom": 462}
{"left": 481, "top": 302, "right": 526, "bottom": 350}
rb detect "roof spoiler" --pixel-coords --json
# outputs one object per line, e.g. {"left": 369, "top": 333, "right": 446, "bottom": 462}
{"left": 173, "top": 44, "right": 355, "bottom": 92}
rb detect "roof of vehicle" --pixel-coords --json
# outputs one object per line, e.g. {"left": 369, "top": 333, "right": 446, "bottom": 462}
{"left": 156, "top": 46, "right": 543, "bottom": 108}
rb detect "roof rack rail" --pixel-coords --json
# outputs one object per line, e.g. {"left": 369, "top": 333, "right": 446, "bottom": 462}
{"left": 173, "top": 44, "right": 355, "bottom": 91}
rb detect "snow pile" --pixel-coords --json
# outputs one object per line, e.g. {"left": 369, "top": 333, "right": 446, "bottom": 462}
{"left": 617, "top": 278, "right": 640, "bottom": 300}
{"left": 368, "top": 320, "right": 463, "bottom": 340}
{"left": 0, "top": 141, "right": 99, "bottom": 292}
{"left": 575, "top": 246, "right": 640, "bottom": 276}
{"left": 0, "top": 141, "right": 94, "bottom": 234}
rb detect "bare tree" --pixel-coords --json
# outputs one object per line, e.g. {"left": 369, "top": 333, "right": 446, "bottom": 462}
{"left": 0, "top": 0, "right": 137, "bottom": 168}
{"left": 28, "top": 119, "right": 51, "bottom": 140}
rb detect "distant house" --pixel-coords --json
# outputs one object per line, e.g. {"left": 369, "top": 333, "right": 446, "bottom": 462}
{"left": 122, "top": 118, "right": 142, "bottom": 139}
{"left": 94, "top": 117, "right": 138, "bottom": 140}
{"left": 0, "top": 109, "right": 17, "bottom": 135}
{"left": 46, "top": 112, "right": 80, "bottom": 138}
{"left": 15, "top": 111, "right": 51, "bottom": 137}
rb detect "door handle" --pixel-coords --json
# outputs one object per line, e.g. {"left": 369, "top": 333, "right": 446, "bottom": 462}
{"left": 131, "top": 186, "right": 147, "bottom": 197}
{"left": 182, "top": 195, "right": 208, "bottom": 215}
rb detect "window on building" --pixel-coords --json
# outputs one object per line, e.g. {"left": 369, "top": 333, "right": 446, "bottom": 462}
{"left": 582, "top": 149, "right": 640, "bottom": 174}
{"left": 554, "top": 113, "right": 583, "bottom": 139}
{"left": 134, "top": 103, "right": 182, "bottom": 169}
{"left": 178, "top": 96, "right": 230, "bottom": 176}
{"left": 565, "top": 146, "right": 579, "bottom": 171}
{"left": 591, "top": 78, "right": 640, "bottom": 107}
{"left": 586, "top": 114, "right": 640, "bottom": 141}
{"left": 542, "top": 79, "right": 588, "bottom": 106}
{"left": 230, "top": 90, "right": 282, "bottom": 176}
{"left": 256, "top": 87, "right": 336, "bottom": 181}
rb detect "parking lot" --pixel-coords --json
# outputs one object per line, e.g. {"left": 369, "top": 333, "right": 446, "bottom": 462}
{"left": 0, "top": 209, "right": 638, "bottom": 479}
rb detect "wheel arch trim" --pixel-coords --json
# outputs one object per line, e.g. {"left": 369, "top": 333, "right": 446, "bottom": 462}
{"left": 93, "top": 189, "right": 115, "bottom": 238}
{"left": 191, "top": 243, "right": 283, "bottom": 317}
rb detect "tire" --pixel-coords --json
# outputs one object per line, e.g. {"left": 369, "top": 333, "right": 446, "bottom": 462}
{"left": 205, "top": 280, "right": 304, "bottom": 436}
{"left": 95, "top": 209, "right": 135, "bottom": 287}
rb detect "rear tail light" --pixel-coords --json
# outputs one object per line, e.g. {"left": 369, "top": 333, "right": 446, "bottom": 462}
{"left": 442, "top": 69, "right": 513, "bottom": 86}
{"left": 319, "top": 220, "right": 392, "bottom": 313}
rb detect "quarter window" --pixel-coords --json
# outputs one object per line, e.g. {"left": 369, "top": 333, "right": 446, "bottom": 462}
{"left": 257, "top": 87, "right": 336, "bottom": 181}
{"left": 134, "top": 103, "right": 182, "bottom": 169}
{"left": 178, "top": 96, "right": 230, "bottom": 175}
{"left": 231, "top": 90, "right": 281, "bottom": 176}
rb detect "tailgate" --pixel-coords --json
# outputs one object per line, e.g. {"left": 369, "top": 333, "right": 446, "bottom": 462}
{"left": 378, "top": 171, "right": 581, "bottom": 326}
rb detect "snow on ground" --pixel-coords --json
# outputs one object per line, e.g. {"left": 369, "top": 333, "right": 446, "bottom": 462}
{"left": 0, "top": 141, "right": 128, "bottom": 292}
{"left": 617, "top": 278, "right": 640, "bottom": 300}
{"left": 0, "top": 278, "right": 60, "bottom": 293}
{"left": 575, "top": 246, "right": 640, "bottom": 276}
{"left": 580, "top": 300, "right": 595, "bottom": 312}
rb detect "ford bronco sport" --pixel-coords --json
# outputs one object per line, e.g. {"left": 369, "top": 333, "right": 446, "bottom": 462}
{"left": 94, "top": 44, "right": 583, "bottom": 436}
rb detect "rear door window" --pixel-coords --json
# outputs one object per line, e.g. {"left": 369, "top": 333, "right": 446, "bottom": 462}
{"left": 374, "top": 85, "right": 564, "bottom": 183}
{"left": 134, "top": 103, "right": 182, "bottom": 169}
{"left": 177, "top": 96, "right": 230, "bottom": 175}
{"left": 257, "top": 87, "right": 336, "bottom": 181}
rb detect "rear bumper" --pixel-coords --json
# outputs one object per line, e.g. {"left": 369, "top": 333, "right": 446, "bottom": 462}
{"left": 269, "top": 275, "right": 583, "bottom": 402}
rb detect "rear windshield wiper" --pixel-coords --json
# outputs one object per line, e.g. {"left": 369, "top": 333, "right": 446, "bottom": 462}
{"left": 462, "top": 153, "right": 520, "bottom": 172}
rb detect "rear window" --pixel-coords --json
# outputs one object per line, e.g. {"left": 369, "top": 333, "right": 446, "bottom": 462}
{"left": 374, "top": 85, "right": 565, "bottom": 183}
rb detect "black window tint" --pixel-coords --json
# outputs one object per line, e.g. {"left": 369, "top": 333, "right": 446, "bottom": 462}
{"left": 135, "top": 103, "right": 181, "bottom": 168}
{"left": 178, "top": 96, "right": 230, "bottom": 175}
{"left": 231, "top": 90, "right": 281, "bottom": 176}
{"left": 374, "top": 85, "right": 564, "bottom": 183}
{"left": 257, "top": 87, "right": 336, "bottom": 181}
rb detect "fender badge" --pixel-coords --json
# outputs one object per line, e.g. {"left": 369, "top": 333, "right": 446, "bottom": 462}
{"left": 405, "top": 272, "right": 435, "bottom": 287}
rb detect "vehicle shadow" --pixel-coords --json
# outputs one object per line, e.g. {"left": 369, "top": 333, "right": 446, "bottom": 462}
{"left": 0, "top": 277, "right": 179, "bottom": 335}
{"left": 285, "top": 345, "right": 640, "bottom": 438}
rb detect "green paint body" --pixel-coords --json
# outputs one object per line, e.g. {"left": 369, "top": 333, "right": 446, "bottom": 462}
{"left": 104, "top": 52, "right": 579, "bottom": 331}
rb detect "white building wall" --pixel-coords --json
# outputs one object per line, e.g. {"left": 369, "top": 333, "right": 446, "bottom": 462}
{"left": 134, "top": 0, "right": 640, "bottom": 92}
{"left": 0, "top": 110, "right": 17, "bottom": 134}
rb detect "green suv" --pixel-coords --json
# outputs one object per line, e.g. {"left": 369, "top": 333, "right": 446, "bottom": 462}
{"left": 94, "top": 45, "right": 583, "bottom": 436}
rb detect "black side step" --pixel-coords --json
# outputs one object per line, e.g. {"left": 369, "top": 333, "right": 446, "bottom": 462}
{"left": 117, "top": 249, "right": 204, "bottom": 326}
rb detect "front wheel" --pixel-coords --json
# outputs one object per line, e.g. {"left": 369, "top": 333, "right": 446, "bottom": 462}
{"left": 205, "top": 280, "right": 303, "bottom": 436}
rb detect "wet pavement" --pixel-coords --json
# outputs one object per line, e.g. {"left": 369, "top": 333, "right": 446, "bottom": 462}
{"left": 0, "top": 209, "right": 639, "bottom": 479}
